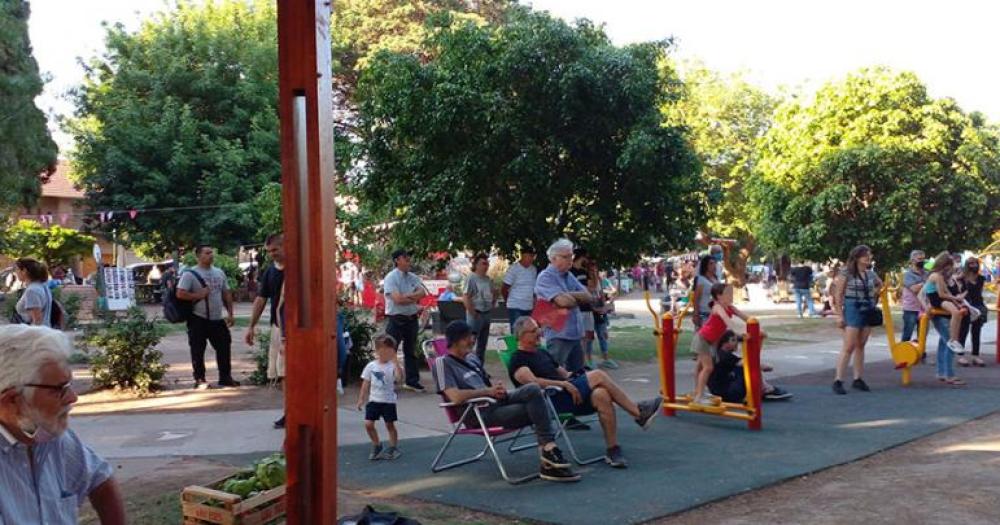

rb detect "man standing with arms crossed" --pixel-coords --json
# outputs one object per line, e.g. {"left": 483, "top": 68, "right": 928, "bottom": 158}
{"left": 384, "top": 249, "right": 427, "bottom": 392}
{"left": 246, "top": 233, "right": 286, "bottom": 428}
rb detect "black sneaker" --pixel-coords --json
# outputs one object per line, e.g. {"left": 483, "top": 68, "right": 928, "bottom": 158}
{"left": 852, "top": 378, "right": 870, "bottom": 392}
{"left": 540, "top": 446, "right": 571, "bottom": 469}
{"left": 402, "top": 382, "right": 426, "bottom": 393}
{"left": 605, "top": 445, "right": 628, "bottom": 469}
{"left": 218, "top": 378, "right": 241, "bottom": 388}
{"left": 564, "top": 417, "right": 590, "bottom": 431}
{"left": 763, "top": 387, "right": 793, "bottom": 401}
{"left": 273, "top": 415, "right": 286, "bottom": 429}
{"left": 832, "top": 380, "right": 846, "bottom": 395}
{"left": 540, "top": 464, "right": 581, "bottom": 482}
{"left": 635, "top": 396, "right": 662, "bottom": 430}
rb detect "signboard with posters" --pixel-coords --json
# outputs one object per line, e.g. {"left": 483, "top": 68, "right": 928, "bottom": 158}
{"left": 102, "top": 267, "right": 136, "bottom": 311}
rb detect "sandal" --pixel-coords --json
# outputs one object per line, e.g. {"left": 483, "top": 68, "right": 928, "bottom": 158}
{"left": 957, "top": 357, "right": 970, "bottom": 367}
{"left": 946, "top": 377, "right": 967, "bottom": 387}
{"left": 972, "top": 357, "right": 986, "bottom": 367}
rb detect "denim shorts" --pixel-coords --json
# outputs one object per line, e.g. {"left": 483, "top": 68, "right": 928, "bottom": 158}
{"left": 550, "top": 374, "right": 595, "bottom": 415}
{"left": 843, "top": 299, "right": 868, "bottom": 329}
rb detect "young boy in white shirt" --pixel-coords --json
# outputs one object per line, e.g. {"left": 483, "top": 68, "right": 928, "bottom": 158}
{"left": 356, "top": 334, "right": 403, "bottom": 460}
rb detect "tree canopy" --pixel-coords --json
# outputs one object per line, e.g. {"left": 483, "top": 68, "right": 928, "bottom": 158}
{"left": 354, "top": 11, "right": 704, "bottom": 266}
{"left": 750, "top": 67, "right": 1000, "bottom": 268}
{"left": 0, "top": 0, "right": 58, "bottom": 213}
{"left": 0, "top": 219, "right": 95, "bottom": 268}
{"left": 663, "top": 62, "right": 777, "bottom": 280}
{"left": 67, "top": 0, "right": 280, "bottom": 256}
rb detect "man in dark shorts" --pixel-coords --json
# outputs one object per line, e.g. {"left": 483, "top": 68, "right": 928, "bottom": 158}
{"left": 506, "top": 316, "right": 662, "bottom": 469}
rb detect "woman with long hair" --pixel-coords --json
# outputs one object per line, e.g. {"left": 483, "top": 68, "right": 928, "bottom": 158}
{"left": 958, "top": 257, "right": 987, "bottom": 367}
{"left": 923, "top": 252, "right": 967, "bottom": 384}
{"left": 831, "top": 245, "right": 882, "bottom": 394}
{"left": 12, "top": 257, "right": 53, "bottom": 326}
{"left": 691, "top": 255, "right": 719, "bottom": 329}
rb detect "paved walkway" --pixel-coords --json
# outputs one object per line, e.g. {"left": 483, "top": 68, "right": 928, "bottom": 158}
{"left": 74, "top": 313, "right": 997, "bottom": 461}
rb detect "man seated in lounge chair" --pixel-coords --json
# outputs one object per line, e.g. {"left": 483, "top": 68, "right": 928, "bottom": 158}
{"left": 506, "top": 316, "right": 662, "bottom": 469}
{"left": 432, "top": 320, "right": 581, "bottom": 482}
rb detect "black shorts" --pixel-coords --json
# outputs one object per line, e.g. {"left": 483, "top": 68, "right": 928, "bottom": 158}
{"left": 365, "top": 402, "right": 398, "bottom": 422}
{"left": 927, "top": 292, "right": 943, "bottom": 309}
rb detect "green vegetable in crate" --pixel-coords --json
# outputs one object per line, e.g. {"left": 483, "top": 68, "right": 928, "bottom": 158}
{"left": 254, "top": 455, "right": 287, "bottom": 489}
{"left": 222, "top": 478, "right": 258, "bottom": 499}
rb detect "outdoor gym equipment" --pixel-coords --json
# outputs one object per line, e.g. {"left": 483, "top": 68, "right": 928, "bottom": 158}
{"left": 644, "top": 291, "right": 764, "bottom": 430}
{"left": 881, "top": 274, "right": 975, "bottom": 385}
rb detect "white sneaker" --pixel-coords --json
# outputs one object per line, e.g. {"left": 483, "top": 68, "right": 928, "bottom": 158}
{"left": 948, "top": 340, "right": 966, "bottom": 355}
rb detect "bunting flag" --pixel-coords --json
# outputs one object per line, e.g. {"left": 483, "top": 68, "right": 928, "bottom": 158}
{"left": 21, "top": 202, "right": 246, "bottom": 225}
{"left": 129, "top": 209, "right": 138, "bottom": 219}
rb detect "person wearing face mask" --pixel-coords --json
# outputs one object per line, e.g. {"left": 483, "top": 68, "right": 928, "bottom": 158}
{"left": 0, "top": 325, "right": 126, "bottom": 524}
{"left": 957, "top": 257, "right": 988, "bottom": 367}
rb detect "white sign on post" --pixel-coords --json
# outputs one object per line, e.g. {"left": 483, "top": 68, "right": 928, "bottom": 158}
{"left": 92, "top": 243, "right": 102, "bottom": 264}
{"left": 103, "top": 267, "right": 135, "bottom": 311}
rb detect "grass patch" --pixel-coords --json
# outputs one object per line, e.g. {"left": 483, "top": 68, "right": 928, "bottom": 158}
{"left": 606, "top": 325, "right": 693, "bottom": 362}
{"left": 156, "top": 315, "right": 255, "bottom": 334}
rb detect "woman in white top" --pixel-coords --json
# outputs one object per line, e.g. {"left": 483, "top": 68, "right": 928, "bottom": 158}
{"left": 13, "top": 257, "right": 53, "bottom": 327}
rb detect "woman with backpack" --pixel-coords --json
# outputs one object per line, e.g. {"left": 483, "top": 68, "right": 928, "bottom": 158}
{"left": 13, "top": 257, "right": 53, "bottom": 327}
{"left": 831, "top": 245, "right": 882, "bottom": 395}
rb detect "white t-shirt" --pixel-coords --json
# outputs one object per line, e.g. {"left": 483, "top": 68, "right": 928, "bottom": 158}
{"left": 361, "top": 360, "right": 398, "bottom": 403}
{"left": 503, "top": 262, "right": 537, "bottom": 311}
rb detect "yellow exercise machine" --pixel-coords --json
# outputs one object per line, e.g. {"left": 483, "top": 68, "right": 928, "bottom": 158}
{"left": 644, "top": 290, "right": 764, "bottom": 430}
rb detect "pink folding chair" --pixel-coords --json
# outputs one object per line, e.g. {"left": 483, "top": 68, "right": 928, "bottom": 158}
{"left": 422, "top": 338, "right": 538, "bottom": 484}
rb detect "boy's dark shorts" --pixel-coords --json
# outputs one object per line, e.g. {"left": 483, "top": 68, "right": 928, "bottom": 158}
{"left": 365, "top": 401, "right": 398, "bottom": 422}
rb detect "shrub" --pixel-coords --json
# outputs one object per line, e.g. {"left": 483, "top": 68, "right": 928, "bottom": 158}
{"left": 84, "top": 308, "right": 168, "bottom": 394}
{"left": 342, "top": 306, "right": 376, "bottom": 383}
{"left": 248, "top": 329, "right": 272, "bottom": 386}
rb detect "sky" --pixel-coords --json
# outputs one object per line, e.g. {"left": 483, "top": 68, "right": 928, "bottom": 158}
{"left": 28, "top": 0, "right": 1000, "bottom": 152}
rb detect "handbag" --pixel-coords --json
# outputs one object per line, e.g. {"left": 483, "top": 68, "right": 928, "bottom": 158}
{"left": 858, "top": 272, "right": 883, "bottom": 327}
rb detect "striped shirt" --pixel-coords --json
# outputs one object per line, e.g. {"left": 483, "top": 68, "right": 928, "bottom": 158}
{"left": 0, "top": 425, "right": 112, "bottom": 525}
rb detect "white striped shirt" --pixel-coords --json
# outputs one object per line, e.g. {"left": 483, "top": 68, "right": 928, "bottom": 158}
{"left": 0, "top": 425, "right": 112, "bottom": 525}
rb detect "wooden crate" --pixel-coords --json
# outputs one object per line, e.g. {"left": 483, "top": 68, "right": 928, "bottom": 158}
{"left": 181, "top": 473, "right": 286, "bottom": 525}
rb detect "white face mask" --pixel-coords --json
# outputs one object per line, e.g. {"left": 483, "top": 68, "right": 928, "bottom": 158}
{"left": 18, "top": 400, "right": 68, "bottom": 444}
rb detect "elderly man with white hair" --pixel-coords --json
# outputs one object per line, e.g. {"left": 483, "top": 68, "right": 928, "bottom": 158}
{"left": 0, "top": 325, "right": 126, "bottom": 524}
{"left": 533, "top": 239, "right": 595, "bottom": 372}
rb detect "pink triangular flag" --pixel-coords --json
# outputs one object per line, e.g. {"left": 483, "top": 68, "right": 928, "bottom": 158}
{"left": 129, "top": 209, "right": 138, "bottom": 219}
{"left": 107, "top": 211, "right": 114, "bottom": 220}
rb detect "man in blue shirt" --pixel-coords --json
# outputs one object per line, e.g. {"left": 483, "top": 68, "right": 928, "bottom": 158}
{"left": 0, "top": 325, "right": 125, "bottom": 524}
{"left": 534, "top": 239, "right": 595, "bottom": 373}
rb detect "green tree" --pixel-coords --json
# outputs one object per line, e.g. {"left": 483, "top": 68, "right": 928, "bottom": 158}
{"left": 354, "top": 12, "right": 704, "bottom": 266}
{"left": 664, "top": 62, "right": 777, "bottom": 285}
{"left": 0, "top": 219, "right": 95, "bottom": 268}
{"left": 68, "top": 0, "right": 511, "bottom": 256}
{"left": 0, "top": 0, "right": 58, "bottom": 212}
{"left": 750, "top": 67, "right": 1000, "bottom": 268}
{"left": 67, "top": 0, "right": 280, "bottom": 256}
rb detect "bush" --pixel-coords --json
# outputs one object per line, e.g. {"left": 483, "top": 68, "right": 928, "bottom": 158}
{"left": 84, "top": 308, "right": 168, "bottom": 394}
{"left": 342, "top": 306, "right": 376, "bottom": 383}
{"left": 248, "top": 329, "right": 271, "bottom": 386}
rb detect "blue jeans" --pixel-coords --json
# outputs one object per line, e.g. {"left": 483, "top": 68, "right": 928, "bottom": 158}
{"left": 595, "top": 320, "right": 609, "bottom": 358}
{"left": 901, "top": 310, "right": 920, "bottom": 342}
{"left": 932, "top": 315, "right": 954, "bottom": 378}
{"left": 794, "top": 288, "right": 816, "bottom": 316}
{"left": 507, "top": 308, "right": 533, "bottom": 330}
{"left": 467, "top": 312, "right": 492, "bottom": 364}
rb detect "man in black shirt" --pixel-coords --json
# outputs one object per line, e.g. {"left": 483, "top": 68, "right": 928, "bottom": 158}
{"left": 246, "top": 233, "right": 287, "bottom": 428}
{"left": 507, "top": 316, "right": 662, "bottom": 469}
{"left": 789, "top": 264, "right": 817, "bottom": 318}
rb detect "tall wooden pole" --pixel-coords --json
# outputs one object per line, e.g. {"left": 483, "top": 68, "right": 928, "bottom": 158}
{"left": 277, "top": 1, "right": 338, "bottom": 523}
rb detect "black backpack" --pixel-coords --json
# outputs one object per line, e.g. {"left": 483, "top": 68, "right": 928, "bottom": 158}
{"left": 163, "top": 270, "right": 207, "bottom": 323}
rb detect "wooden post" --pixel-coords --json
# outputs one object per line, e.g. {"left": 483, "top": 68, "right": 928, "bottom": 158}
{"left": 659, "top": 313, "right": 675, "bottom": 416}
{"left": 277, "top": 1, "right": 338, "bottom": 523}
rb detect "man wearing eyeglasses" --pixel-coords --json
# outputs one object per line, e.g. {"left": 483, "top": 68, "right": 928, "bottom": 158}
{"left": 0, "top": 325, "right": 125, "bottom": 524}
{"left": 534, "top": 239, "right": 595, "bottom": 373}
